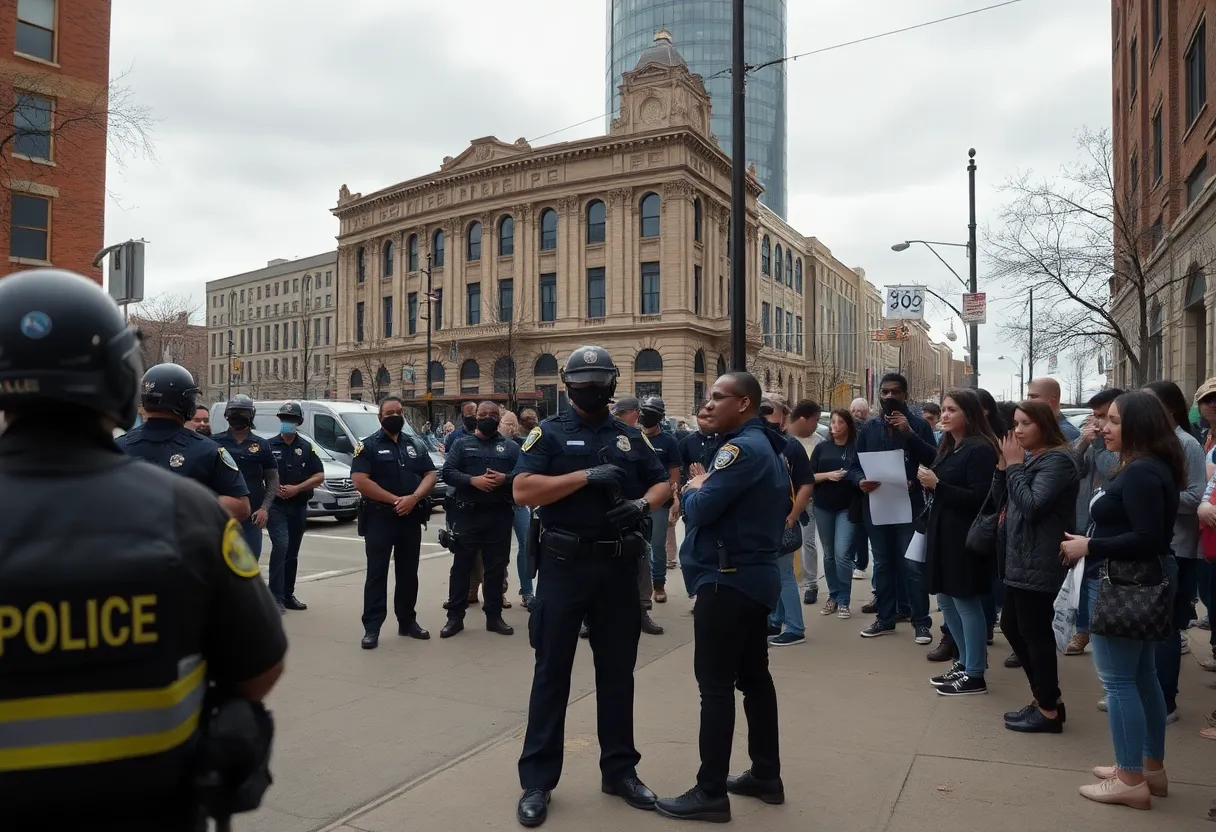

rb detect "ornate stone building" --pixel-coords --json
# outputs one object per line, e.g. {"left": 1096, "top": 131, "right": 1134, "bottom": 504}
{"left": 331, "top": 31, "right": 875, "bottom": 421}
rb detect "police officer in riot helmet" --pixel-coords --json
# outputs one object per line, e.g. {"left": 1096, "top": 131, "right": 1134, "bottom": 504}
{"left": 213, "top": 395, "right": 279, "bottom": 560}
{"left": 119, "top": 362, "right": 251, "bottom": 521}
{"left": 0, "top": 269, "right": 286, "bottom": 831}
{"left": 511, "top": 345, "right": 671, "bottom": 828}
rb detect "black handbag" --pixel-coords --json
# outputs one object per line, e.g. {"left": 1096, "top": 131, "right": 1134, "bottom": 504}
{"left": 965, "top": 487, "right": 1003, "bottom": 558}
{"left": 1090, "top": 555, "right": 1173, "bottom": 641}
{"left": 779, "top": 522, "right": 803, "bottom": 555}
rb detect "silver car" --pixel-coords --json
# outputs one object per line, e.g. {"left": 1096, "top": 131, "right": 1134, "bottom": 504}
{"left": 251, "top": 429, "right": 360, "bottom": 521}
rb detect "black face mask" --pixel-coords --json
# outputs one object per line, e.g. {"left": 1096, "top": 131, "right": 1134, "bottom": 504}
{"left": 462, "top": 415, "right": 477, "bottom": 432}
{"left": 381, "top": 415, "right": 405, "bottom": 434}
{"left": 569, "top": 385, "right": 613, "bottom": 414}
{"left": 764, "top": 420, "right": 784, "bottom": 434}
{"left": 639, "top": 411, "right": 663, "bottom": 429}
{"left": 227, "top": 415, "right": 251, "bottom": 430}
{"left": 880, "top": 397, "right": 903, "bottom": 416}
{"left": 476, "top": 417, "right": 500, "bottom": 436}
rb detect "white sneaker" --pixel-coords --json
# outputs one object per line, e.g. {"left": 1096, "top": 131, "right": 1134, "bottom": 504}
{"left": 852, "top": 569, "right": 865, "bottom": 580}
{"left": 837, "top": 605, "right": 851, "bottom": 619}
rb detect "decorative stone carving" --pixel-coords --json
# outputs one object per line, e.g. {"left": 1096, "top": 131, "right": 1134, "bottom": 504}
{"left": 557, "top": 195, "right": 580, "bottom": 216}
{"left": 480, "top": 213, "right": 494, "bottom": 229}
{"left": 473, "top": 144, "right": 493, "bottom": 162}
{"left": 640, "top": 96, "right": 664, "bottom": 125}
{"left": 338, "top": 184, "right": 351, "bottom": 202}
{"left": 608, "top": 189, "right": 633, "bottom": 209}
{"left": 745, "top": 224, "right": 757, "bottom": 243}
{"left": 663, "top": 181, "right": 693, "bottom": 200}
{"left": 514, "top": 203, "right": 533, "bottom": 221}
{"left": 513, "top": 137, "right": 531, "bottom": 148}
{"left": 442, "top": 155, "right": 454, "bottom": 167}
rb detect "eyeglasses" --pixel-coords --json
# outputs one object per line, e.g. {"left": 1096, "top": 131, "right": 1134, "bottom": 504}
{"left": 703, "top": 393, "right": 742, "bottom": 406}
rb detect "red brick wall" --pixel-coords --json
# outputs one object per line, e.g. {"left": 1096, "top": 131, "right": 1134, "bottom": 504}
{"left": 0, "top": 0, "right": 111, "bottom": 284}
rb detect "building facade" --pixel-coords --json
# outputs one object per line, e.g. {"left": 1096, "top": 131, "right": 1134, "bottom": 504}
{"left": 1110, "top": 0, "right": 1216, "bottom": 393}
{"left": 0, "top": 0, "right": 111, "bottom": 283}
{"left": 204, "top": 251, "right": 339, "bottom": 403}
{"left": 605, "top": 2, "right": 788, "bottom": 218}
{"left": 130, "top": 312, "right": 206, "bottom": 395}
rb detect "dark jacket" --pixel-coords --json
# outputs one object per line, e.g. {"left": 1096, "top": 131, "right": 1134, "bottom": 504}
{"left": 924, "top": 439, "right": 999, "bottom": 598}
{"left": 995, "top": 447, "right": 1081, "bottom": 594}
{"left": 1088, "top": 457, "right": 1179, "bottom": 564}
{"left": 846, "top": 407, "right": 938, "bottom": 521}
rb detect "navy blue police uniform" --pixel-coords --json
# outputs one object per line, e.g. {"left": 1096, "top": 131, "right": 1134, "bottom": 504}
{"left": 212, "top": 431, "right": 276, "bottom": 557}
{"left": 440, "top": 429, "right": 521, "bottom": 627}
{"left": 119, "top": 418, "right": 250, "bottom": 503}
{"left": 265, "top": 432, "right": 324, "bottom": 605}
{"left": 678, "top": 416, "right": 788, "bottom": 800}
{"left": 643, "top": 427, "right": 682, "bottom": 589}
{"left": 351, "top": 429, "right": 436, "bottom": 636}
{"left": 514, "top": 408, "right": 667, "bottom": 792}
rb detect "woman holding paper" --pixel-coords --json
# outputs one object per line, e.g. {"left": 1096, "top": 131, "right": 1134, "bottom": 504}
{"left": 917, "top": 390, "right": 999, "bottom": 696}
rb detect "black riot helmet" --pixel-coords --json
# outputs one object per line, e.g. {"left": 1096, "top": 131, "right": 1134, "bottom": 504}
{"left": 224, "top": 394, "right": 256, "bottom": 422}
{"left": 141, "top": 363, "right": 200, "bottom": 422}
{"left": 560, "top": 345, "right": 619, "bottom": 388}
{"left": 640, "top": 396, "right": 666, "bottom": 417}
{"left": 277, "top": 401, "right": 304, "bottom": 424}
{"left": 0, "top": 268, "right": 143, "bottom": 429}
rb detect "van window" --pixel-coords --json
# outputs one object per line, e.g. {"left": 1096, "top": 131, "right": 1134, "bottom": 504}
{"left": 253, "top": 413, "right": 282, "bottom": 435}
{"left": 314, "top": 413, "right": 342, "bottom": 452}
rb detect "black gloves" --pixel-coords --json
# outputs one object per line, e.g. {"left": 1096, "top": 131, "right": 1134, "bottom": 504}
{"left": 584, "top": 464, "right": 628, "bottom": 490}
{"left": 606, "top": 498, "right": 648, "bottom": 528}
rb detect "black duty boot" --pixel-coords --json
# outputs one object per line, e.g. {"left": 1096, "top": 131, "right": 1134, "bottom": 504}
{"left": 360, "top": 631, "right": 379, "bottom": 649}
{"left": 516, "top": 788, "right": 550, "bottom": 828}
{"left": 486, "top": 616, "right": 514, "bottom": 635}
{"left": 726, "top": 770, "right": 784, "bottom": 804}
{"left": 439, "top": 618, "right": 464, "bottom": 639}
{"left": 641, "top": 610, "right": 664, "bottom": 635}
{"left": 655, "top": 786, "right": 731, "bottom": 823}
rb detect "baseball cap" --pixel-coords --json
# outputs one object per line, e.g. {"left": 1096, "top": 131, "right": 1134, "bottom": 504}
{"left": 1195, "top": 377, "right": 1216, "bottom": 403}
{"left": 611, "top": 396, "right": 640, "bottom": 414}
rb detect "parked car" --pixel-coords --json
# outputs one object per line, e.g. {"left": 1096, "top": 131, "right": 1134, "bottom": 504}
{"left": 209, "top": 398, "right": 449, "bottom": 500}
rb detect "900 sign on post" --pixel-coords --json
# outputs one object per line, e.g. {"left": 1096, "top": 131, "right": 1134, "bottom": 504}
{"left": 884, "top": 286, "right": 925, "bottom": 320}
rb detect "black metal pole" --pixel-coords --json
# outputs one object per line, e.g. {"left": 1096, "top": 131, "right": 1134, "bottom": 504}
{"left": 1027, "top": 286, "right": 1034, "bottom": 378}
{"left": 728, "top": 0, "right": 747, "bottom": 372}
{"left": 227, "top": 340, "right": 233, "bottom": 400}
{"left": 967, "top": 148, "right": 979, "bottom": 389}
{"left": 425, "top": 253, "right": 434, "bottom": 428}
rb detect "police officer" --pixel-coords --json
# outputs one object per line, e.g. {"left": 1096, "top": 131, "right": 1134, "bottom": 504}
{"left": 266, "top": 402, "right": 324, "bottom": 615}
{"left": 654, "top": 371, "right": 787, "bottom": 823}
{"left": 0, "top": 269, "right": 287, "bottom": 831}
{"left": 212, "top": 395, "right": 280, "bottom": 560}
{"left": 439, "top": 400, "right": 520, "bottom": 638}
{"left": 512, "top": 345, "right": 670, "bottom": 828}
{"left": 351, "top": 395, "right": 437, "bottom": 649}
{"left": 119, "top": 363, "right": 251, "bottom": 522}
{"left": 638, "top": 396, "right": 682, "bottom": 606}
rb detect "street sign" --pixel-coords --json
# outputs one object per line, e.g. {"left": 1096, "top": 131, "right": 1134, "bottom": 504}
{"left": 1048, "top": 353, "right": 1058, "bottom": 374}
{"left": 229, "top": 358, "right": 242, "bottom": 374}
{"left": 884, "top": 286, "right": 925, "bottom": 320}
{"left": 871, "top": 325, "right": 912, "bottom": 343}
{"left": 423, "top": 391, "right": 433, "bottom": 401}
{"left": 962, "top": 292, "right": 987, "bottom": 324}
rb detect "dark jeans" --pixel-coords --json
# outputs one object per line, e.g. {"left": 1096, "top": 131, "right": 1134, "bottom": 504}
{"left": 1198, "top": 559, "right": 1215, "bottom": 653}
{"left": 1154, "top": 556, "right": 1197, "bottom": 712}
{"left": 693, "top": 583, "right": 780, "bottom": 797}
{"left": 851, "top": 521, "right": 869, "bottom": 571}
{"left": 1001, "top": 586, "right": 1060, "bottom": 710}
{"left": 362, "top": 510, "right": 424, "bottom": 632}
{"left": 267, "top": 500, "right": 307, "bottom": 601}
{"left": 518, "top": 553, "right": 642, "bottom": 790}
{"left": 868, "top": 521, "right": 929, "bottom": 628}
{"left": 241, "top": 516, "right": 264, "bottom": 561}
{"left": 445, "top": 504, "right": 513, "bottom": 620}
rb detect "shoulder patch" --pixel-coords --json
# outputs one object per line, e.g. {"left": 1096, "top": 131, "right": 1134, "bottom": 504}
{"left": 712, "top": 443, "right": 741, "bottom": 471}
{"left": 522, "top": 427, "right": 542, "bottom": 452}
{"left": 353, "top": 441, "right": 364, "bottom": 457}
{"left": 218, "top": 447, "right": 239, "bottom": 471}
{"left": 221, "top": 518, "right": 261, "bottom": 578}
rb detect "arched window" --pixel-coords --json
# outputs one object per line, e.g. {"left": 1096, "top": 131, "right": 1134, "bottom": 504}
{"left": 795, "top": 259, "right": 803, "bottom": 294}
{"left": 716, "top": 355, "right": 726, "bottom": 376}
{"left": 693, "top": 348, "right": 706, "bottom": 374}
{"left": 433, "top": 230, "right": 446, "bottom": 267}
{"left": 376, "top": 365, "right": 391, "bottom": 387}
{"left": 493, "top": 356, "right": 515, "bottom": 393}
{"left": 761, "top": 236, "right": 771, "bottom": 275}
{"left": 467, "top": 221, "right": 482, "bottom": 261}
{"left": 640, "top": 192, "right": 661, "bottom": 238}
{"left": 382, "top": 240, "right": 394, "bottom": 277}
{"left": 1186, "top": 268, "right": 1206, "bottom": 307}
{"left": 349, "top": 369, "right": 363, "bottom": 388}
{"left": 428, "top": 361, "right": 445, "bottom": 384}
{"left": 774, "top": 245, "right": 783, "bottom": 282}
{"left": 534, "top": 353, "right": 558, "bottom": 376}
{"left": 356, "top": 246, "right": 366, "bottom": 283}
{"left": 498, "top": 216, "right": 514, "bottom": 256}
{"left": 539, "top": 208, "right": 558, "bottom": 250}
{"left": 634, "top": 348, "right": 663, "bottom": 372}
{"left": 586, "top": 200, "right": 606, "bottom": 244}
{"left": 460, "top": 359, "right": 479, "bottom": 393}
{"left": 785, "top": 253, "right": 793, "bottom": 286}
{"left": 407, "top": 234, "right": 418, "bottom": 271}
{"left": 694, "top": 198, "right": 703, "bottom": 242}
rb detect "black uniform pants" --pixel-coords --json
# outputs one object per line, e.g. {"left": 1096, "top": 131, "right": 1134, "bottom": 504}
{"left": 362, "top": 510, "right": 424, "bottom": 632}
{"left": 518, "top": 553, "right": 643, "bottom": 790}
{"left": 693, "top": 583, "right": 780, "bottom": 796}
{"left": 1001, "top": 586, "right": 1060, "bottom": 710}
{"left": 267, "top": 499, "right": 307, "bottom": 602}
{"left": 446, "top": 503, "right": 513, "bottom": 619}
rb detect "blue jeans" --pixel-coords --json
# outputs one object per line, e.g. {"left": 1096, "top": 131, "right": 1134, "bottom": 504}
{"left": 241, "top": 517, "right": 264, "bottom": 561}
{"left": 769, "top": 552, "right": 805, "bottom": 636}
{"left": 814, "top": 506, "right": 856, "bottom": 607}
{"left": 1074, "top": 567, "right": 1102, "bottom": 635}
{"left": 649, "top": 507, "right": 670, "bottom": 585}
{"left": 267, "top": 500, "right": 307, "bottom": 602}
{"left": 868, "top": 521, "right": 928, "bottom": 628}
{"left": 938, "top": 593, "right": 988, "bottom": 676}
{"left": 1154, "top": 555, "right": 1196, "bottom": 711}
{"left": 512, "top": 506, "right": 533, "bottom": 597}
{"left": 1091, "top": 634, "right": 1168, "bottom": 772}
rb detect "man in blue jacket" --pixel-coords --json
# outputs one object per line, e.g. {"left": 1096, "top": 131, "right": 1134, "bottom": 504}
{"left": 848, "top": 372, "right": 938, "bottom": 644}
{"left": 655, "top": 371, "right": 787, "bottom": 823}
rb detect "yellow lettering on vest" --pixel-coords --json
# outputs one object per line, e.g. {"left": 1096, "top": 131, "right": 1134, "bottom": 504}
{"left": 85, "top": 598, "right": 99, "bottom": 648}
{"left": 131, "top": 595, "right": 158, "bottom": 645}
{"left": 100, "top": 596, "right": 130, "bottom": 647}
{"left": 0, "top": 606, "right": 20, "bottom": 656}
{"left": 25, "top": 601, "right": 56, "bottom": 654}
{"left": 58, "top": 601, "right": 87, "bottom": 651}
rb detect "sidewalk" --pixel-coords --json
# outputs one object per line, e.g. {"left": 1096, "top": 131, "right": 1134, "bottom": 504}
{"left": 248, "top": 555, "right": 1215, "bottom": 832}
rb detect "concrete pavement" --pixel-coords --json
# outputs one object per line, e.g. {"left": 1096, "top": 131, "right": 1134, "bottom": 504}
{"left": 244, "top": 533, "right": 1215, "bottom": 832}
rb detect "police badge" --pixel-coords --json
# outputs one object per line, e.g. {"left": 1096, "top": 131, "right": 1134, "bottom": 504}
{"left": 169, "top": 454, "right": 185, "bottom": 468}
{"left": 406, "top": 445, "right": 418, "bottom": 458}
{"left": 616, "top": 435, "right": 631, "bottom": 452}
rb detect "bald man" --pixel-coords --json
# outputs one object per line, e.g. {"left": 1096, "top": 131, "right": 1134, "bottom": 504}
{"left": 1025, "top": 377, "right": 1081, "bottom": 441}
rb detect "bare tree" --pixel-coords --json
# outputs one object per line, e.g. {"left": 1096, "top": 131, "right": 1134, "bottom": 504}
{"left": 289, "top": 290, "right": 333, "bottom": 400}
{"left": 130, "top": 293, "right": 204, "bottom": 379}
{"left": 348, "top": 335, "right": 394, "bottom": 403}
{"left": 985, "top": 127, "right": 1215, "bottom": 388}
{"left": 809, "top": 334, "right": 849, "bottom": 406}
{"left": 478, "top": 296, "right": 535, "bottom": 413}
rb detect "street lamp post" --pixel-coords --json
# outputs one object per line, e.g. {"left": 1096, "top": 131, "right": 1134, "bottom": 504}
{"left": 998, "top": 355, "right": 1025, "bottom": 399}
{"left": 967, "top": 149, "right": 979, "bottom": 391}
{"left": 728, "top": 0, "right": 747, "bottom": 371}
{"left": 423, "top": 253, "right": 435, "bottom": 428}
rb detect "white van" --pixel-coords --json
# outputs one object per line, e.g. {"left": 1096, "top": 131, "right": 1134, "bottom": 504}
{"left": 209, "top": 399, "right": 449, "bottom": 499}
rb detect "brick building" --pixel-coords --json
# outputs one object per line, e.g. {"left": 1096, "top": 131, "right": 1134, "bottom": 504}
{"left": 129, "top": 312, "right": 207, "bottom": 395}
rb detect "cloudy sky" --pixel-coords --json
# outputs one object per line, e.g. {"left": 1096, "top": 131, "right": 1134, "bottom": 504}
{"left": 106, "top": 0, "right": 1111, "bottom": 401}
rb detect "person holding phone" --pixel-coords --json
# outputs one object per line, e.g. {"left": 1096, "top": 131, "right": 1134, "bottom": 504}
{"left": 810, "top": 409, "right": 860, "bottom": 619}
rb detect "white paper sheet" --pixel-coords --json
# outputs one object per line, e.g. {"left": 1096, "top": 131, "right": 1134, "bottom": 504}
{"left": 858, "top": 449, "right": 913, "bottom": 526}
{"left": 904, "top": 531, "right": 926, "bottom": 562}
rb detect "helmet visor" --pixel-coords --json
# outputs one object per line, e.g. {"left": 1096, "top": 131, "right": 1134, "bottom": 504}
{"left": 562, "top": 369, "right": 617, "bottom": 385}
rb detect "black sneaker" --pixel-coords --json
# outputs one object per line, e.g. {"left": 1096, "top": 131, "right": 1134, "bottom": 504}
{"left": 929, "top": 662, "right": 964, "bottom": 686}
{"left": 861, "top": 596, "right": 878, "bottom": 615}
{"left": 803, "top": 586, "right": 818, "bottom": 605}
{"left": 768, "top": 631, "right": 806, "bottom": 647}
{"left": 914, "top": 625, "right": 933, "bottom": 645}
{"left": 936, "top": 674, "right": 987, "bottom": 696}
{"left": 860, "top": 621, "right": 896, "bottom": 638}
{"left": 766, "top": 622, "right": 782, "bottom": 637}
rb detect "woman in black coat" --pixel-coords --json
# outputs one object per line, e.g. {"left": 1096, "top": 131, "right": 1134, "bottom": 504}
{"left": 917, "top": 390, "right": 999, "bottom": 696}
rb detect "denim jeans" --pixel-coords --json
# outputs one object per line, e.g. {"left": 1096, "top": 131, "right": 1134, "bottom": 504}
{"left": 267, "top": 500, "right": 307, "bottom": 602}
{"left": 512, "top": 506, "right": 533, "bottom": 597}
{"left": 938, "top": 594, "right": 988, "bottom": 676}
{"left": 813, "top": 506, "right": 855, "bottom": 607}
{"left": 1074, "top": 569, "right": 1102, "bottom": 635}
{"left": 799, "top": 510, "right": 819, "bottom": 589}
{"left": 769, "top": 552, "right": 805, "bottom": 636}
{"left": 1154, "top": 555, "right": 1196, "bottom": 712}
{"left": 1091, "top": 633, "right": 1168, "bottom": 772}
{"left": 867, "top": 521, "right": 928, "bottom": 628}
{"left": 241, "top": 517, "right": 264, "bottom": 562}
{"left": 649, "top": 507, "right": 670, "bottom": 586}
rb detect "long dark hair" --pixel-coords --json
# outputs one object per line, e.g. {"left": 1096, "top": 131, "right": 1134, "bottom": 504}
{"left": 934, "top": 389, "right": 1000, "bottom": 465}
{"left": 1013, "top": 400, "right": 1069, "bottom": 451}
{"left": 1113, "top": 391, "right": 1186, "bottom": 488}
{"left": 829, "top": 408, "right": 856, "bottom": 445}
{"left": 976, "top": 388, "right": 1006, "bottom": 438}
{"left": 1143, "top": 380, "right": 1192, "bottom": 434}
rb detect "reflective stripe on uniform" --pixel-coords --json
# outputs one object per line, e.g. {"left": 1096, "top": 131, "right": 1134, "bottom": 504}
{"left": 0, "top": 657, "right": 207, "bottom": 772}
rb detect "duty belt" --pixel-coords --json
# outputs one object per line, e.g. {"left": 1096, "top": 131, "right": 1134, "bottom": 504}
{"left": 542, "top": 529, "right": 646, "bottom": 560}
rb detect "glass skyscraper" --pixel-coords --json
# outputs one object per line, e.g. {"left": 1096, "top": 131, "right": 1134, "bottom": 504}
{"left": 605, "top": 0, "right": 788, "bottom": 218}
